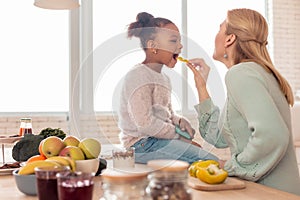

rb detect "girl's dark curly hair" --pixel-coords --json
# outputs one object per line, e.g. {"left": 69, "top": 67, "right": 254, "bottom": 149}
{"left": 127, "top": 12, "right": 174, "bottom": 50}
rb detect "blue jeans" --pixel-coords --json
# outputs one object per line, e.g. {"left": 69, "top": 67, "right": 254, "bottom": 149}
{"left": 132, "top": 137, "right": 219, "bottom": 164}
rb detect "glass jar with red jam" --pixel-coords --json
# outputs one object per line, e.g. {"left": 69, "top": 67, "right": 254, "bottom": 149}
{"left": 19, "top": 118, "right": 33, "bottom": 136}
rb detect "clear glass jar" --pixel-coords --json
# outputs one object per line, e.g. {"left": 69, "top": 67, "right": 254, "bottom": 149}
{"left": 19, "top": 118, "right": 33, "bottom": 136}
{"left": 100, "top": 168, "right": 151, "bottom": 200}
{"left": 146, "top": 160, "right": 192, "bottom": 200}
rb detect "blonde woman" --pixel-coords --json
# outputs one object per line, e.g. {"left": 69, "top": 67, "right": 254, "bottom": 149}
{"left": 187, "top": 8, "right": 300, "bottom": 195}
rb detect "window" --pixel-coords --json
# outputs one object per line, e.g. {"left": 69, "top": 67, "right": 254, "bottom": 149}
{"left": 93, "top": 0, "right": 266, "bottom": 113}
{"left": 0, "top": 2, "right": 69, "bottom": 112}
{"left": 187, "top": 0, "right": 266, "bottom": 110}
{"left": 93, "top": 0, "right": 182, "bottom": 112}
{"left": 0, "top": 1, "right": 266, "bottom": 113}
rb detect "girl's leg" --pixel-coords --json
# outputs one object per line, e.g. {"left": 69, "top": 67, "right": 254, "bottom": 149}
{"left": 132, "top": 137, "right": 219, "bottom": 164}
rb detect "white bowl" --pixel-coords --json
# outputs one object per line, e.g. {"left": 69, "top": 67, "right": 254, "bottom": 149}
{"left": 75, "top": 158, "right": 100, "bottom": 174}
{"left": 13, "top": 169, "right": 37, "bottom": 196}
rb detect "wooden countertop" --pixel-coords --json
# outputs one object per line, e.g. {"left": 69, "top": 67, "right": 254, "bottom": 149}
{"left": 1, "top": 174, "right": 300, "bottom": 200}
{"left": 1, "top": 144, "right": 299, "bottom": 199}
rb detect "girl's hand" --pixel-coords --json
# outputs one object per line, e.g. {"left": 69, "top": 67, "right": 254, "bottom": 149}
{"left": 191, "top": 140, "right": 202, "bottom": 148}
{"left": 179, "top": 136, "right": 202, "bottom": 147}
{"left": 179, "top": 117, "right": 195, "bottom": 139}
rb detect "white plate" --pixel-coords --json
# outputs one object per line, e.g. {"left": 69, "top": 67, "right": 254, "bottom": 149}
{"left": 0, "top": 168, "right": 19, "bottom": 175}
{"left": 0, "top": 136, "right": 23, "bottom": 143}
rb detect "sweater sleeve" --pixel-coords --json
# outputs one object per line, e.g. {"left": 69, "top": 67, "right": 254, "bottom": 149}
{"left": 194, "top": 98, "right": 228, "bottom": 148}
{"left": 127, "top": 84, "right": 179, "bottom": 139}
{"left": 224, "top": 65, "right": 289, "bottom": 181}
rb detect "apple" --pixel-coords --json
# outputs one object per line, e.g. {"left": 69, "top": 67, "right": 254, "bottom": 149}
{"left": 59, "top": 146, "right": 85, "bottom": 160}
{"left": 39, "top": 140, "right": 45, "bottom": 156}
{"left": 78, "top": 138, "right": 101, "bottom": 159}
{"left": 63, "top": 135, "right": 80, "bottom": 146}
{"left": 41, "top": 136, "right": 66, "bottom": 158}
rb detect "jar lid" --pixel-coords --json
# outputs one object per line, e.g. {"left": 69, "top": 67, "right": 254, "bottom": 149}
{"left": 101, "top": 168, "right": 149, "bottom": 181}
{"left": 20, "top": 118, "right": 32, "bottom": 122}
{"left": 147, "top": 159, "right": 189, "bottom": 172}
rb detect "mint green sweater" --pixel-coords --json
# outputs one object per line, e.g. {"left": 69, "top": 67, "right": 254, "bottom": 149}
{"left": 195, "top": 62, "right": 300, "bottom": 195}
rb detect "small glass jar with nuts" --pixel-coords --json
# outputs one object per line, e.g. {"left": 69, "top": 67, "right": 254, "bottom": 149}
{"left": 100, "top": 168, "right": 151, "bottom": 200}
{"left": 146, "top": 160, "right": 192, "bottom": 200}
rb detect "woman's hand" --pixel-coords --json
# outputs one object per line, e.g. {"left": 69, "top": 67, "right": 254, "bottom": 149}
{"left": 218, "top": 159, "right": 227, "bottom": 169}
{"left": 186, "top": 58, "right": 211, "bottom": 102}
{"left": 187, "top": 58, "right": 210, "bottom": 88}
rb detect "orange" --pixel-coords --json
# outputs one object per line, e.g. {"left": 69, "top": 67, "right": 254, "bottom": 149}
{"left": 27, "top": 154, "right": 46, "bottom": 163}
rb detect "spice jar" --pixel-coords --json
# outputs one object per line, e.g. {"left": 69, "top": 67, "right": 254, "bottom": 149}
{"left": 19, "top": 118, "right": 33, "bottom": 136}
{"left": 100, "top": 168, "right": 151, "bottom": 200}
{"left": 146, "top": 160, "right": 192, "bottom": 200}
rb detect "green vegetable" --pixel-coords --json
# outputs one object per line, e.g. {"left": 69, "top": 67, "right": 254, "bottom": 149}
{"left": 39, "top": 127, "right": 66, "bottom": 140}
{"left": 12, "top": 128, "right": 66, "bottom": 162}
{"left": 12, "top": 134, "right": 44, "bottom": 161}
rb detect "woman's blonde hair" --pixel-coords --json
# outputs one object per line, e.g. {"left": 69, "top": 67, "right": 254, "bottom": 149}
{"left": 226, "top": 8, "right": 294, "bottom": 106}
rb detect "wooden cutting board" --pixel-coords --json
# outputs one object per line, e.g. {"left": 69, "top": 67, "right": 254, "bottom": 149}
{"left": 188, "top": 176, "right": 246, "bottom": 191}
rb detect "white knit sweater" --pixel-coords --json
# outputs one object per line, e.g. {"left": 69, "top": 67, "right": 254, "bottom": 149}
{"left": 118, "top": 64, "right": 181, "bottom": 148}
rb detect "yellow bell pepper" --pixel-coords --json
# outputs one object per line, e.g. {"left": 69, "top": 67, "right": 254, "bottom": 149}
{"left": 188, "top": 161, "right": 200, "bottom": 177}
{"left": 188, "top": 160, "right": 228, "bottom": 184}
{"left": 196, "top": 160, "right": 219, "bottom": 168}
{"left": 188, "top": 160, "right": 217, "bottom": 177}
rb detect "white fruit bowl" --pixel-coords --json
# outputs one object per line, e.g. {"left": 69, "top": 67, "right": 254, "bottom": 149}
{"left": 13, "top": 169, "right": 37, "bottom": 196}
{"left": 75, "top": 158, "right": 99, "bottom": 174}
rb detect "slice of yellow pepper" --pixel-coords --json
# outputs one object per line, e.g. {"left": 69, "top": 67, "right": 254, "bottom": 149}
{"left": 188, "top": 160, "right": 219, "bottom": 177}
{"left": 177, "top": 56, "right": 189, "bottom": 63}
{"left": 196, "top": 160, "right": 219, "bottom": 168}
{"left": 188, "top": 161, "right": 201, "bottom": 177}
{"left": 196, "top": 163, "right": 228, "bottom": 184}
{"left": 188, "top": 160, "right": 228, "bottom": 184}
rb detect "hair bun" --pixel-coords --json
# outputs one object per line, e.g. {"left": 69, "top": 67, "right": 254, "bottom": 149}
{"left": 136, "top": 12, "right": 154, "bottom": 26}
